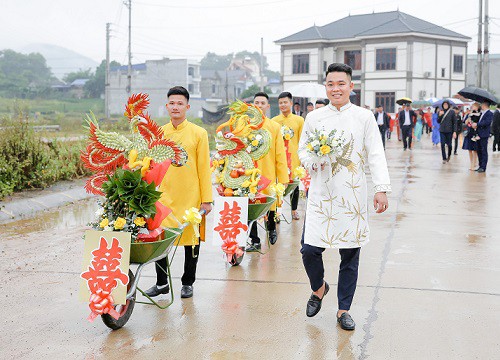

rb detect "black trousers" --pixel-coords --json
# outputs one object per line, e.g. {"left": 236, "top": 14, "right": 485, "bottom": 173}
{"left": 250, "top": 210, "right": 276, "bottom": 244}
{"left": 453, "top": 133, "right": 460, "bottom": 154}
{"left": 477, "top": 137, "right": 489, "bottom": 170}
{"left": 493, "top": 134, "right": 500, "bottom": 151}
{"left": 291, "top": 186, "right": 299, "bottom": 211}
{"left": 300, "top": 232, "right": 360, "bottom": 311}
{"left": 440, "top": 132, "right": 453, "bottom": 160}
{"left": 378, "top": 125, "right": 386, "bottom": 149}
{"left": 401, "top": 125, "right": 412, "bottom": 149}
{"left": 155, "top": 244, "right": 200, "bottom": 286}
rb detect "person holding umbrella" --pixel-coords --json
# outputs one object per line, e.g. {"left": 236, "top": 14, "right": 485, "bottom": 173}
{"left": 397, "top": 100, "right": 416, "bottom": 151}
{"left": 472, "top": 101, "right": 493, "bottom": 172}
{"left": 458, "top": 86, "right": 498, "bottom": 172}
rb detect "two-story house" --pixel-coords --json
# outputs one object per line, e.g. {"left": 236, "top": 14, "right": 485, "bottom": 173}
{"left": 275, "top": 11, "right": 470, "bottom": 112}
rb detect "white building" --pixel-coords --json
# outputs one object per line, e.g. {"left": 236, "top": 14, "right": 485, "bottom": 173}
{"left": 275, "top": 11, "right": 471, "bottom": 112}
{"left": 108, "top": 58, "right": 202, "bottom": 118}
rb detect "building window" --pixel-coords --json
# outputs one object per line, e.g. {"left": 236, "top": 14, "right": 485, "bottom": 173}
{"left": 188, "top": 84, "right": 194, "bottom": 93}
{"left": 376, "top": 48, "right": 396, "bottom": 70}
{"left": 351, "top": 89, "right": 361, "bottom": 106}
{"left": 211, "top": 84, "right": 216, "bottom": 94}
{"left": 188, "top": 67, "right": 194, "bottom": 76}
{"left": 375, "top": 92, "right": 395, "bottom": 113}
{"left": 292, "top": 54, "right": 309, "bottom": 74}
{"left": 344, "top": 50, "right": 361, "bottom": 70}
{"left": 441, "top": 68, "right": 446, "bottom": 78}
{"left": 453, "top": 55, "right": 463, "bottom": 73}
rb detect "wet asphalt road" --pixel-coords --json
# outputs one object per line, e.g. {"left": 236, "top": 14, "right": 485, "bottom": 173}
{"left": 1, "top": 136, "right": 499, "bottom": 360}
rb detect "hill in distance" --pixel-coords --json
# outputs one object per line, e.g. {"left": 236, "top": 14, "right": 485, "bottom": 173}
{"left": 19, "top": 43, "right": 99, "bottom": 80}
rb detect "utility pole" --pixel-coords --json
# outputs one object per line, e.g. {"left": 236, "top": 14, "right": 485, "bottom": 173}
{"left": 105, "top": 23, "right": 110, "bottom": 119}
{"left": 483, "top": 0, "right": 489, "bottom": 90}
{"left": 260, "top": 37, "right": 264, "bottom": 91}
{"left": 126, "top": 0, "right": 132, "bottom": 94}
{"left": 477, "top": 0, "right": 483, "bottom": 87}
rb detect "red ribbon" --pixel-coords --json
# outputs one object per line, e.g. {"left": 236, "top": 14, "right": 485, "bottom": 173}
{"left": 146, "top": 201, "right": 171, "bottom": 230}
{"left": 284, "top": 139, "right": 293, "bottom": 182}
{"left": 87, "top": 289, "right": 121, "bottom": 322}
{"left": 143, "top": 160, "right": 171, "bottom": 187}
{"left": 221, "top": 238, "right": 244, "bottom": 262}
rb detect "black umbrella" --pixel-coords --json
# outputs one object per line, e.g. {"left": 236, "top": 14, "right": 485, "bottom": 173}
{"left": 458, "top": 86, "right": 498, "bottom": 105}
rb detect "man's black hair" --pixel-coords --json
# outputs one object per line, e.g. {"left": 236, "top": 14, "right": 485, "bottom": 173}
{"left": 325, "top": 63, "right": 352, "bottom": 80}
{"left": 307, "top": 102, "right": 314, "bottom": 106}
{"left": 315, "top": 99, "right": 325, "bottom": 105}
{"left": 167, "top": 86, "right": 189, "bottom": 102}
{"left": 253, "top": 91, "right": 269, "bottom": 100}
{"left": 293, "top": 102, "right": 300, "bottom": 106}
{"left": 376, "top": 104, "right": 383, "bottom": 108}
{"left": 279, "top": 92, "right": 293, "bottom": 100}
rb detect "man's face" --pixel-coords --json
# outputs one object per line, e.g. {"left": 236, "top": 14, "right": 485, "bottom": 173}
{"left": 481, "top": 102, "right": 490, "bottom": 110}
{"left": 293, "top": 103, "right": 300, "bottom": 112}
{"left": 307, "top": 104, "right": 314, "bottom": 112}
{"left": 166, "top": 94, "right": 190, "bottom": 121}
{"left": 325, "top": 71, "right": 354, "bottom": 107}
{"left": 377, "top": 106, "right": 383, "bottom": 113}
{"left": 253, "top": 96, "right": 270, "bottom": 114}
{"left": 279, "top": 97, "right": 293, "bottom": 114}
{"left": 315, "top": 103, "right": 325, "bottom": 109}
{"left": 405, "top": 105, "right": 412, "bottom": 111}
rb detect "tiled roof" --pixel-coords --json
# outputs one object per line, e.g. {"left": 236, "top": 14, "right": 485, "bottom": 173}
{"left": 276, "top": 11, "right": 470, "bottom": 43}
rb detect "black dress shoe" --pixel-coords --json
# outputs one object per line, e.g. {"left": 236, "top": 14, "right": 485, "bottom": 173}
{"left": 306, "top": 282, "right": 329, "bottom": 317}
{"left": 337, "top": 312, "right": 355, "bottom": 331}
{"left": 477, "top": 168, "right": 486, "bottom": 173}
{"left": 181, "top": 285, "right": 193, "bottom": 298}
{"left": 144, "top": 284, "right": 169, "bottom": 297}
{"left": 245, "top": 243, "right": 261, "bottom": 252}
{"left": 269, "top": 230, "right": 278, "bottom": 245}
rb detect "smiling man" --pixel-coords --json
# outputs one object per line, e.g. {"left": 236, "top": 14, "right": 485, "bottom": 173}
{"left": 298, "top": 63, "right": 391, "bottom": 330}
{"left": 145, "top": 86, "right": 213, "bottom": 299}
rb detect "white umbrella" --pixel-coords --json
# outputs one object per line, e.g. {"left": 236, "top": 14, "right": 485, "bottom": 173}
{"left": 285, "top": 83, "right": 327, "bottom": 99}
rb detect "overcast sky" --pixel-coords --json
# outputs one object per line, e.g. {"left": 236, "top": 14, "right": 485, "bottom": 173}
{"left": 2, "top": 0, "right": 499, "bottom": 71}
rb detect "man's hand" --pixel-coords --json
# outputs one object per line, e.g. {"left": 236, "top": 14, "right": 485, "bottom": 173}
{"left": 311, "top": 162, "right": 328, "bottom": 172}
{"left": 453, "top": 132, "right": 457, "bottom": 139}
{"left": 200, "top": 202, "right": 212, "bottom": 215}
{"left": 472, "top": 123, "right": 478, "bottom": 129}
{"left": 373, "top": 192, "right": 388, "bottom": 214}
{"left": 439, "top": 110, "right": 444, "bottom": 116}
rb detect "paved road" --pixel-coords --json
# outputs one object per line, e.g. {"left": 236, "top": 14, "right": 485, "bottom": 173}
{"left": 1, "top": 136, "right": 499, "bottom": 359}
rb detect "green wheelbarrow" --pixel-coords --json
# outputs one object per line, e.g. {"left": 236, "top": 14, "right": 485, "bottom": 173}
{"left": 102, "top": 211, "right": 205, "bottom": 330}
{"left": 228, "top": 196, "right": 276, "bottom": 266}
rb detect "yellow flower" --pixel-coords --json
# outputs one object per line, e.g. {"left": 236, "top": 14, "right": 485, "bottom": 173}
{"left": 319, "top": 145, "right": 331, "bottom": 155}
{"left": 241, "top": 180, "right": 251, "bottom": 188}
{"left": 218, "top": 159, "right": 225, "bottom": 165}
{"left": 99, "top": 218, "right": 109, "bottom": 228}
{"left": 294, "top": 166, "right": 306, "bottom": 179}
{"left": 134, "top": 217, "right": 146, "bottom": 227}
{"left": 307, "top": 144, "right": 313, "bottom": 151}
{"left": 284, "top": 134, "right": 291, "bottom": 140}
{"left": 251, "top": 140, "right": 259, "bottom": 146}
{"left": 248, "top": 134, "right": 255, "bottom": 140}
{"left": 114, "top": 217, "right": 127, "bottom": 230}
{"left": 249, "top": 186, "right": 257, "bottom": 194}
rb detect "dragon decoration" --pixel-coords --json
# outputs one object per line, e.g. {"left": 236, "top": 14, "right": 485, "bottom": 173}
{"left": 81, "top": 93, "right": 188, "bottom": 196}
{"left": 211, "top": 100, "right": 272, "bottom": 200}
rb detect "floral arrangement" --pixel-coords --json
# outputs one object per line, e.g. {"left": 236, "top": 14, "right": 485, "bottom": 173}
{"left": 82, "top": 93, "right": 187, "bottom": 242}
{"left": 281, "top": 125, "right": 295, "bottom": 141}
{"left": 304, "top": 128, "right": 346, "bottom": 161}
{"left": 211, "top": 100, "right": 272, "bottom": 201}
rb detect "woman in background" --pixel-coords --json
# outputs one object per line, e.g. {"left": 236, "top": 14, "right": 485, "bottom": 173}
{"left": 462, "top": 103, "right": 481, "bottom": 170}
{"left": 431, "top": 108, "right": 440, "bottom": 146}
{"left": 415, "top": 109, "right": 424, "bottom": 142}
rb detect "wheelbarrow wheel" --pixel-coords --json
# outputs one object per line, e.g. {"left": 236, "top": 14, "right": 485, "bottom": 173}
{"left": 229, "top": 247, "right": 245, "bottom": 266}
{"left": 102, "top": 270, "right": 136, "bottom": 330}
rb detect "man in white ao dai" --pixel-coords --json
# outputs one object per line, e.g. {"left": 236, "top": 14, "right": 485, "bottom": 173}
{"left": 298, "top": 63, "right": 391, "bottom": 331}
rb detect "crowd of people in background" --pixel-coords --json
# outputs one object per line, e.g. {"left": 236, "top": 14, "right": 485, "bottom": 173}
{"left": 294, "top": 98, "right": 500, "bottom": 174}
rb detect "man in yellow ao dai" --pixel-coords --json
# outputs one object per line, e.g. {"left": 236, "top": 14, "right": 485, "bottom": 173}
{"left": 145, "top": 86, "right": 213, "bottom": 300}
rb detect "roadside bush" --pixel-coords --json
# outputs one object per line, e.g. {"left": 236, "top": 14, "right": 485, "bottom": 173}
{"left": 0, "top": 113, "right": 90, "bottom": 200}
